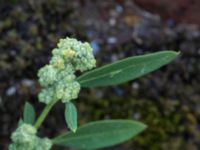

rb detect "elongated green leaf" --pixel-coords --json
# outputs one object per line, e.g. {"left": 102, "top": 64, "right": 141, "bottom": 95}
{"left": 65, "top": 102, "right": 77, "bottom": 132}
{"left": 52, "top": 120, "right": 146, "bottom": 150}
{"left": 23, "top": 102, "right": 36, "bottom": 125}
{"left": 77, "top": 51, "right": 179, "bottom": 87}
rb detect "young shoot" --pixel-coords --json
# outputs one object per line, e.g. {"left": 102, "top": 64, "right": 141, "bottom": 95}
{"left": 9, "top": 37, "right": 179, "bottom": 150}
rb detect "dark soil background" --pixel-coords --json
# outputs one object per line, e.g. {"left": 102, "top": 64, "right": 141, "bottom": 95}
{"left": 0, "top": 0, "right": 200, "bottom": 150}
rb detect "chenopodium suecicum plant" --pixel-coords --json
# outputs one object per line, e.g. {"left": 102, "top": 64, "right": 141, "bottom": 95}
{"left": 9, "top": 37, "right": 180, "bottom": 150}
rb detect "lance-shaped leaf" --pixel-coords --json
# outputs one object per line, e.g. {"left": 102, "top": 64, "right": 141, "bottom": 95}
{"left": 23, "top": 102, "right": 36, "bottom": 125}
{"left": 65, "top": 102, "right": 78, "bottom": 132}
{"left": 77, "top": 51, "right": 179, "bottom": 87}
{"left": 52, "top": 120, "right": 147, "bottom": 150}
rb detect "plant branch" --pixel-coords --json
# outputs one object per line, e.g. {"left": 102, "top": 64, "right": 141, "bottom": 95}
{"left": 34, "top": 99, "right": 59, "bottom": 129}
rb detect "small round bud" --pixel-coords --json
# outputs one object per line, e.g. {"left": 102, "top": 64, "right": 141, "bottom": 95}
{"left": 62, "top": 49, "right": 76, "bottom": 58}
{"left": 37, "top": 37, "right": 96, "bottom": 104}
{"left": 61, "top": 81, "right": 80, "bottom": 103}
{"left": 11, "top": 124, "right": 36, "bottom": 143}
{"left": 10, "top": 124, "right": 36, "bottom": 150}
{"left": 35, "top": 137, "right": 52, "bottom": 150}
{"left": 50, "top": 56, "right": 65, "bottom": 69}
{"left": 52, "top": 48, "right": 60, "bottom": 56}
{"left": 38, "top": 88, "right": 55, "bottom": 104}
{"left": 38, "top": 65, "right": 57, "bottom": 87}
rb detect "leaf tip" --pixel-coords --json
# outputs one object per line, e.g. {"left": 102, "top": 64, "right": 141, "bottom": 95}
{"left": 71, "top": 127, "right": 77, "bottom": 133}
{"left": 141, "top": 123, "right": 148, "bottom": 130}
{"left": 177, "top": 51, "right": 181, "bottom": 55}
{"left": 167, "top": 50, "right": 181, "bottom": 56}
{"left": 130, "top": 121, "right": 147, "bottom": 132}
{"left": 173, "top": 51, "right": 181, "bottom": 56}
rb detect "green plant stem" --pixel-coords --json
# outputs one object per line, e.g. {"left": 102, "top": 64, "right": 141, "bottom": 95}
{"left": 34, "top": 99, "right": 59, "bottom": 129}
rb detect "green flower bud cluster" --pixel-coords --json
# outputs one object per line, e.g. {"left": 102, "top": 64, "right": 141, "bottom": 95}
{"left": 38, "top": 37, "right": 96, "bottom": 104}
{"left": 9, "top": 124, "right": 52, "bottom": 150}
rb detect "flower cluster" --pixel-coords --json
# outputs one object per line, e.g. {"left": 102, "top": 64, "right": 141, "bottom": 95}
{"left": 9, "top": 124, "right": 52, "bottom": 150}
{"left": 38, "top": 37, "right": 96, "bottom": 104}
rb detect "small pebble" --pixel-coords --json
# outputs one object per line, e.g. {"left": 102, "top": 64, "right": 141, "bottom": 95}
{"left": 107, "top": 37, "right": 117, "bottom": 44}
{"left": 6, "top": 86, "right": 17, "bottom": 96}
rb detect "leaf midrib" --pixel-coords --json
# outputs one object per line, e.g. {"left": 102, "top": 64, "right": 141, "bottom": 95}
{"left": 78, "top": 55, "right": 167, "bottom": 85}
{"left": 53, "top": 126, "right": 139, "bottom": 144}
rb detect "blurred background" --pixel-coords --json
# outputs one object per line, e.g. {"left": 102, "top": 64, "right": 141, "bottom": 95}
{"left": 0, "top": 0, "right": 199, "bottom": 149}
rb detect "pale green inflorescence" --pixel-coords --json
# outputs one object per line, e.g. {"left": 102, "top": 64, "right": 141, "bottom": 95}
{"left": 9, "top": 124, "right": 52, "bottom": 150}
{"left": 38, "top": 37, "right": 96, "bottom": 104}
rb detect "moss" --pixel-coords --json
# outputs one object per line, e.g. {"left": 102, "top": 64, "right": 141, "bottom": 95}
{"left": 78, "top": 93, "right": 190, "bottom": 150}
